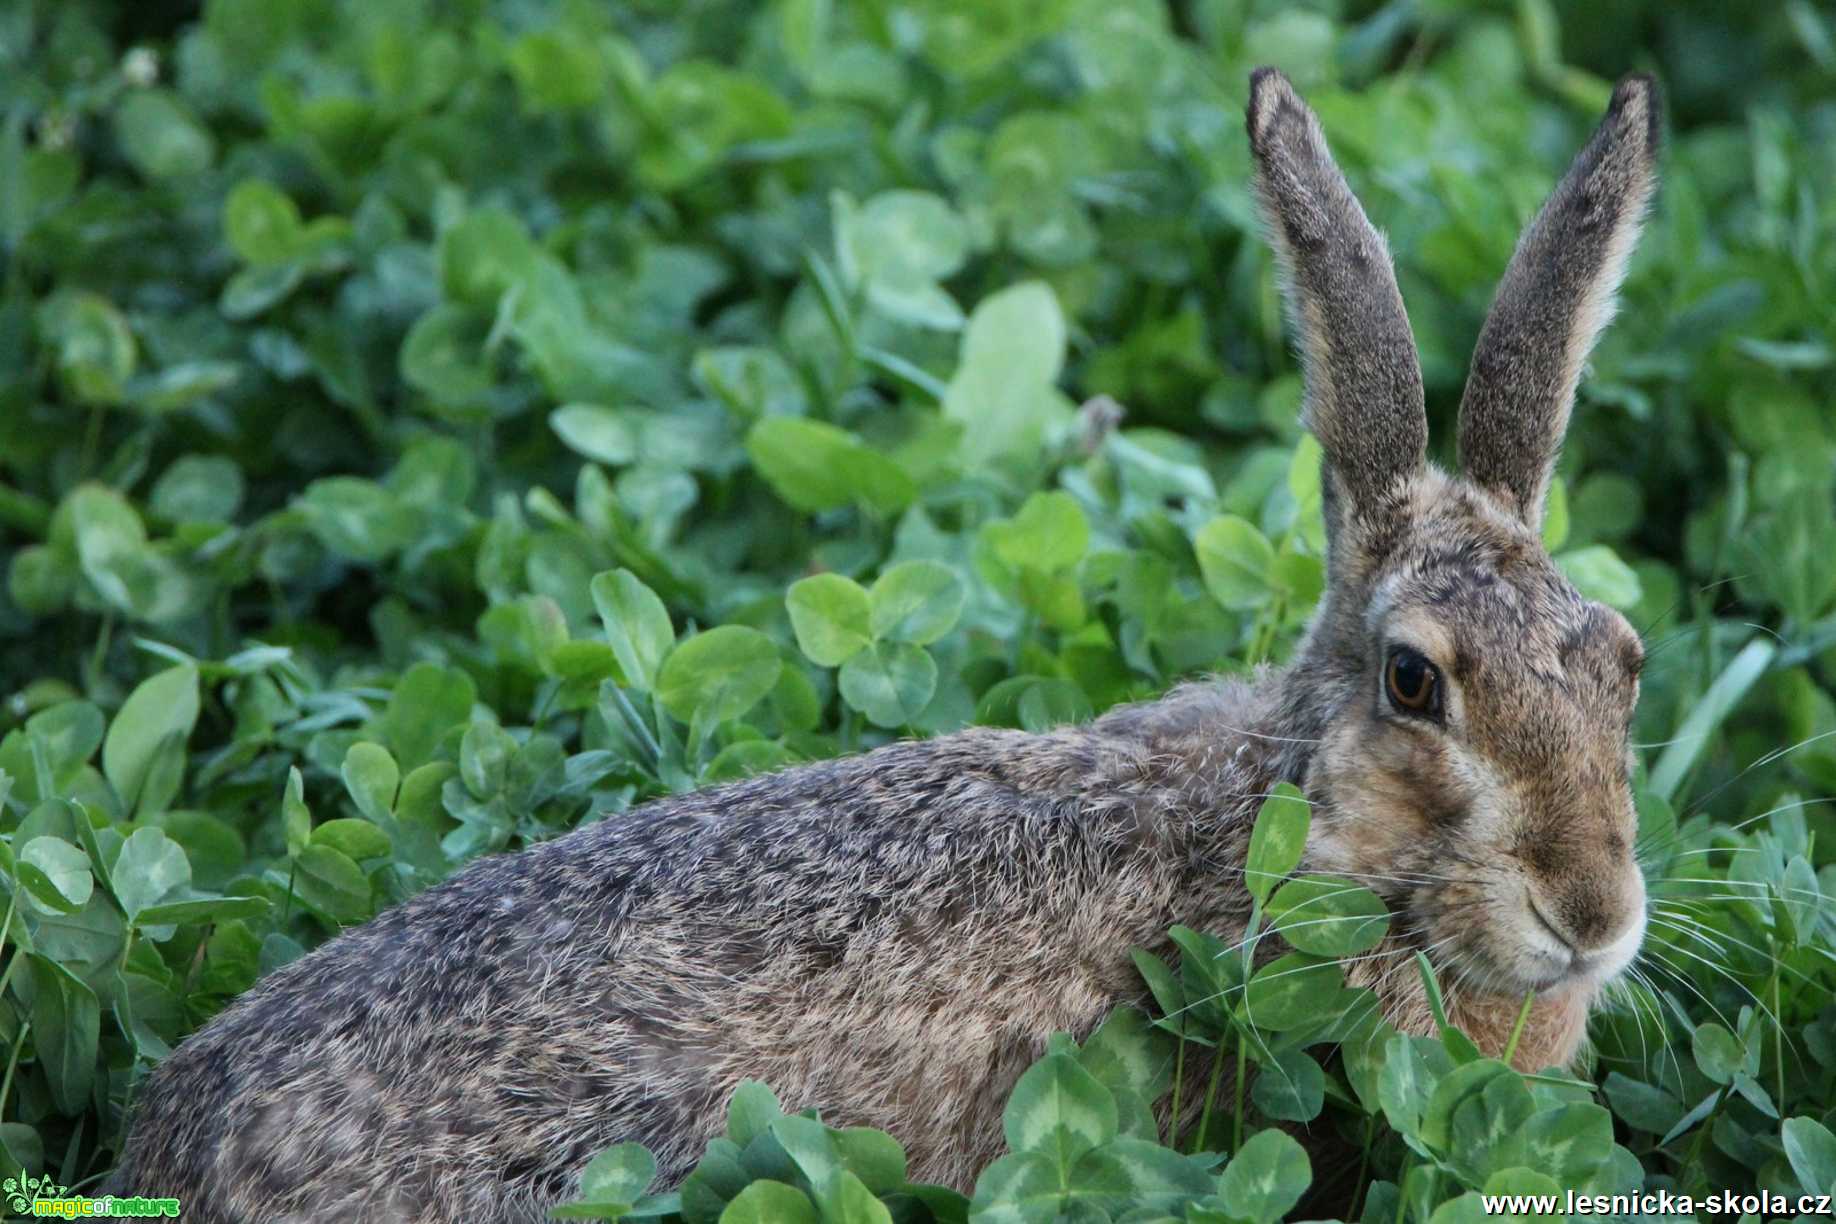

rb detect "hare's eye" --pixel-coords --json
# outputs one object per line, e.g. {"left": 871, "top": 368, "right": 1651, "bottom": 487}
{"left": 1385, "top": 648, "right": 1441, "bottom": 717}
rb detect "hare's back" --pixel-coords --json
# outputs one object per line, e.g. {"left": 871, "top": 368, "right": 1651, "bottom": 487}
{"left": 114, "top": 724, "right": 1173, "bottom": 1213}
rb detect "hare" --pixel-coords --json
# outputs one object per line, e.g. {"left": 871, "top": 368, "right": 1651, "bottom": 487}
{"left": 112, "top": 68, "right": 1662, "bottom": 1221}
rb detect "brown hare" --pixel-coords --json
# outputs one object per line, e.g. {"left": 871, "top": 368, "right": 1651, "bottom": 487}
{"left": 113, "top": 68, "right": 1662, "bottom": 1221}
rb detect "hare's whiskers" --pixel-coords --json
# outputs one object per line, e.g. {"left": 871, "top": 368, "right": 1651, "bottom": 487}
{"left": 1211, "top": 724, "right": 1326, "bottom": 746}
{"left": 1651, "top": 879, "right": 1824, "bottom": 900}
{"left": 1651, "top": 846, "right": 1762, "bottom": 861}
{"left": 1646, "top": 907, "right": 1814, "bottom": 987}
{"left": 1683, "top": 729, "right": 1836, "bottom": 817}
{"left": 1635, "top": 946, "right": 1741, "bottom": 1036}
{"left": 1617, "top": 965, "right": 1685, "bottom": 1089}
{"left": 1640, "top": 937, "right": 1788, "bottom": 1041}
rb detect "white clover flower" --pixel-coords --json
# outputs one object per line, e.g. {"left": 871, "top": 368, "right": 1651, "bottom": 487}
{"left": 35, "top": 110, "right": 75, "bottom": 151}
{"left": 122, "top": 46, "right": 159, "bottom": 87}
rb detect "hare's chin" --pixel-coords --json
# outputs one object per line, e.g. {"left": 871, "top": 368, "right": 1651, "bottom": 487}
{"left": 1433, "top": 898, "right": 1647, "bottom": 996}
{"left": 1573, "top": 908, "right": 1649, "bottom": 988}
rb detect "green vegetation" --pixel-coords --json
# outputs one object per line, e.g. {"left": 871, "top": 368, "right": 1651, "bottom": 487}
{"left": 2, "top": 0, "right": 1834, "bottom": 1215}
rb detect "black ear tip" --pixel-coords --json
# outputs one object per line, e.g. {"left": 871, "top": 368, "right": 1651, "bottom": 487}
{"left": 1613, "top": 71, "right": 1659, "bottom": 98}
{"left": 1249, "top": 66, "right": 1287, "bottom": 93}
{"left": 1246, "top": 67, "right": 1300, "bottom": 152}
{"left": 1608, "top": 72, "right": 1663, "bottom": 152}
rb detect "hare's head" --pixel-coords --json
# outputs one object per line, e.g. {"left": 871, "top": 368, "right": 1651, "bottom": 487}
{"left": 1248, "top": 70, "right": 1660, "bottom": 999}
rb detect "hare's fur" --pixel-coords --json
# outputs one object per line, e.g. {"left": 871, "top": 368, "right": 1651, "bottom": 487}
{"left": 115, "top": 685, "right": 1283, "bottom": 1217}
{"left": 114, "top": 70, "right": 1663, "bottom": 1221}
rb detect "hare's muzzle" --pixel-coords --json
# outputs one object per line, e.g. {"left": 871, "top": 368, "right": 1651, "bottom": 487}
{"left": 1519, "top": 863, "right": 1647, "bottom": 986}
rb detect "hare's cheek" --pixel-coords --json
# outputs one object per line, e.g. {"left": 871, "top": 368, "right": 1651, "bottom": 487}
{"left": 1302, "top": 720, "right": 1456, "bottom": 875}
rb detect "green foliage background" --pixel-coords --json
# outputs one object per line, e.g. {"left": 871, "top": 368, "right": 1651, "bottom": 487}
{"left": 1, "top": 0, "right": 1835, "bottom": 1215}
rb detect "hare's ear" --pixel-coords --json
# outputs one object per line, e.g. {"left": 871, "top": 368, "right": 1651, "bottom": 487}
{"left": 1247, "top": 69, "right": 1426, "bottom": 554}
{"left": 1458, "top": 75, "right": 1661, "bottom": 528}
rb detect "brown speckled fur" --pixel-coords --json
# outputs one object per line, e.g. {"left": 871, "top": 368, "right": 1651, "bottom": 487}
{"left": 113, "top": 71, "right": 1662, "bottom": 1221}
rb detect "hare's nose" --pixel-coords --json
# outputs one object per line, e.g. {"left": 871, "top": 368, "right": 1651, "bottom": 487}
{"left": 1525, "top": 890, "right": 1578, "bottom": 956}
{"left": 1527, "top": 869, "right": 1645, "bottom": 960}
